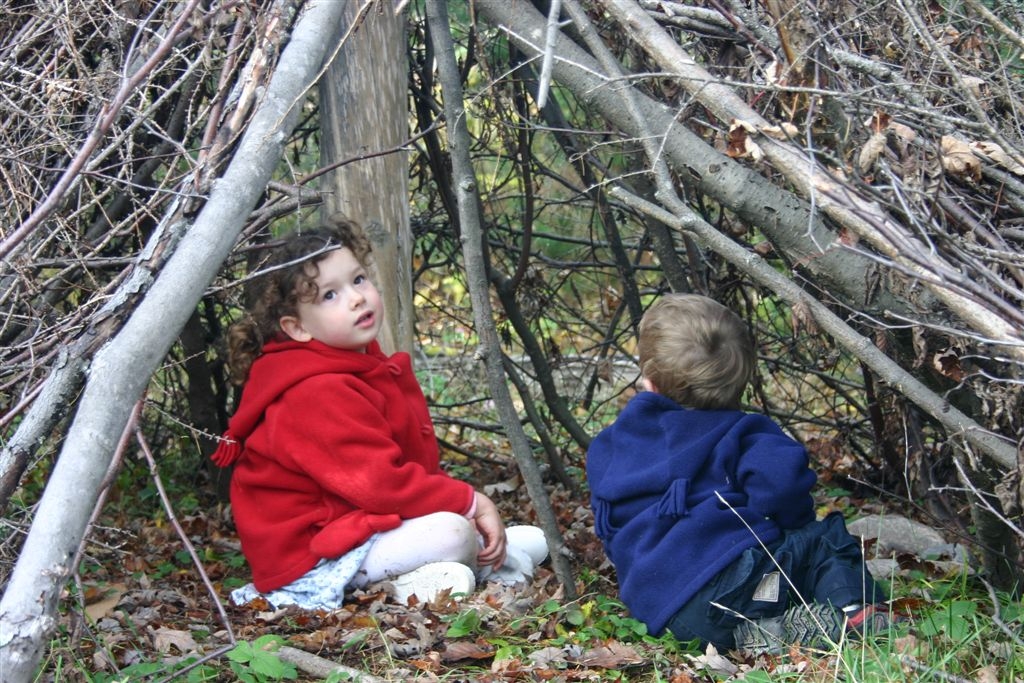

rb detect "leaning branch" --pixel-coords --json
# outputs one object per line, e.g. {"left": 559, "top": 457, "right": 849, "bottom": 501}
{"left": 598, "top": 0, "right": 1024, "bottom": 361}
{"left": 0, "top": 1, "right": 351, "bottom": 679}
{"left": 424, "top": 0, "right": 577, "bottom": 598}
{"left": 610, "top": 188, "right": 1018, "bottom": 472}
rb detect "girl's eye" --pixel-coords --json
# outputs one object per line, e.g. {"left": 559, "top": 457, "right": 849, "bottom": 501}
{"left": 354, "top": 274, "right": 366, "bottom": 285}
{"left": 322, "top": 289, "right": 336, "bottom": 301}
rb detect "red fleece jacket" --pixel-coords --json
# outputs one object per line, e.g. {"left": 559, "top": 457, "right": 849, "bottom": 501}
{"left": 211, "top": 339, "right": 475, "bottom": 592}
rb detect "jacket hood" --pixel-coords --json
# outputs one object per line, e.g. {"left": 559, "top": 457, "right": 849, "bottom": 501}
{"left": 211, "top": 338, "right": 386, "bottom": 467}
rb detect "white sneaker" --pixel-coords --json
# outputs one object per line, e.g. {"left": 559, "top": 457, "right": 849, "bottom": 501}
{"left": 389, "top": 562, "right": 476, "bottom": 604}
{"left": 478, "top": 526, "right": 549, "bottom": 586}
{"left": 506, "top": 525, "right": 548, "bottom": 565}
{"left": 479, "top": 545, "right": 533, "bottom": 585}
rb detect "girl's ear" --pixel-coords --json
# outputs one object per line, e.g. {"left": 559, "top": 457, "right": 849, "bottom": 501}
{"left": 279, "top": 316, "right": 312, "bottom": 342}
{"left": 641, "top": 376, "right": 658, "bottom": 393}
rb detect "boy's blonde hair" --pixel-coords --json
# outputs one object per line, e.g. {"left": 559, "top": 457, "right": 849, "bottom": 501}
{"left": 637, "top": 294, "right": 755, "bottom": 409}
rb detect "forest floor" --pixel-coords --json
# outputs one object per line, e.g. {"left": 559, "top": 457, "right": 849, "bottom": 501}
{"left": 53, "top": 452, "right": 1002, "bottom": 683}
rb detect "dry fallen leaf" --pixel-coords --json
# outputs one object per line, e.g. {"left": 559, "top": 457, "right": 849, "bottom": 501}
{"left": 760, "top": 122, "right": 799, "bottom": 140}
{"left": 441, "top": 640, "right": 496, "bottom": 662}
{"left": 576, "top": 641, "right": 645, "bottom": 667}
{"left": 865, "top": 110, "right": 890, "bottom": 134}
{"left": 940, "top": 135, "right": 981, "bottom": 181}
{"left": 726, "top": 119, "right": 764, "bottom": 161}
{"left": 970, "top": 140, "right": 1024, "bottom": 175}
{"left": 150, "top": 626, "right": 198, "bottom": 654}
{"left": 84, "top": 583, "right": 127, "bottom": 622}
{"left": 888, "top": 121, "right": 916, "bottom": 146}
{"left": 686, "top": 643, "right": 739, "bottom": 676}
{"left": 932, "top": 349, "right": 966, "bottom": 382}
{"left": 484, "top": 474, "right": 521, "bottom": 495}
{"left": 763, "top": 59, "right": 784, "bottom": 86}
{"left": 790, "top": 298, "right": 818, "bottom": 337}
{"left": 527, "top": 645, "right": 571, "bottom": 668}
{"left": 858, "top": 131, "right": 887, "bottom": 173}
{"left": 975, "top": 665, "right": 1001, "bottom": 683}
{"left": 961, "top": 75, "right": 987, "bottom": 102}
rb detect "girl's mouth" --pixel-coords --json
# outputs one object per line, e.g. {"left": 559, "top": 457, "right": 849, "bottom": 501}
{"left": 355, "top": 311, "right": 375, "bottom": 327}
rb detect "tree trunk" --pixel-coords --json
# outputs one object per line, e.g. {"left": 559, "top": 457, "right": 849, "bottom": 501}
{"left": 0, "top": 2, "right": 350, "bottom": 678}
{"left": 957, "top": 458, "right": 1022, "bottom": 593}
{"left": 180, "top": 308, "right": 232, "bottom": 500}
{"left": 319, "top": 1, "right": 413, "bottom": 354}
{"left": 424, "top": 0, "right": 578, "bottom": 599}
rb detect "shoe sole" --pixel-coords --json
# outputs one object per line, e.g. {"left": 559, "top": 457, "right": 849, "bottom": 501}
{"left": 389, "top": 562, "right": 476, "bottom": 604}
{"left": 734, "top": 603, "right": 843, "bottom": 655}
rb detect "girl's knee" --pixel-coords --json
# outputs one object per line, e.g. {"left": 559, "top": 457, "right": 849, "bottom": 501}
{"left": 423, "top": 511, "right": 478, "bottom": 564}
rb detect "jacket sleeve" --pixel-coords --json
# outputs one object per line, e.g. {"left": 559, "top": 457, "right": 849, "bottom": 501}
{"left": 732, "top": 415, "right": 817, "bottom": 529}
{"left": 268, "top": 374, "right": 475, "bottom": 519}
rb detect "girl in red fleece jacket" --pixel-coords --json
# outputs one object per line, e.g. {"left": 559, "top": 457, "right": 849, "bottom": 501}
{"left": 213, "top": 216, "right": 546, "bottom": 609}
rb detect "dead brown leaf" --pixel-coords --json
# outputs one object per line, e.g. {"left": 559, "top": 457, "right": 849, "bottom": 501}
{"left": 686, "top": 643, "right": 739, "bottom": 676}
{"left": 527, "top": 645, "right": 572, "bottom": 668}
{"left": 858, "top": 131, "right": 887, "bottom": 173}
{"left": 726, "top": 119, "right": 764, "bottom": 161}
{"left": 975, "top": 665, "right": 1001, "bottom": 683}
{"left": 441, "top": 639, "right": 496, "bottom": 662}
{"left": 790, "top": 299, "right": 817, "bottom": 337}
{"left": 867, "top": 110, "right": 891, "bottom": 134}
{"left": 84, "top": 583, "right": 127, "bottom": 622}
{"left": 940, "top": 135, "right": 981, "bottom": 181}
{"left": 150, "top": 626, "right": 198, "bottom": 654}
{"left": 932, "top": 349, "right": 966, "bottom": 382}
{"left": 484, "top": 474, "right": 521, "bottom": 495}
{"left": 409, "top": 651, "right": 443, "bottom": 673}
{"left": 970, "top": 140, "right": 1024, "bottom": 175}
{"left": 576, "top": 640, "right": 645, "bottom": 667}
{"left": 888, "top": 121, "right": 916, "bottom": 144}
{"left": 760, "top": 122, "right": 799, "bottom": 140}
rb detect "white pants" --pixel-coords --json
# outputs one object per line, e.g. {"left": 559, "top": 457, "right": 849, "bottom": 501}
{"left": 231, "top": 512, "right": 547, "bottom": 610}
{"left": 352, "top": 511, "right": 547, "bottom": 587}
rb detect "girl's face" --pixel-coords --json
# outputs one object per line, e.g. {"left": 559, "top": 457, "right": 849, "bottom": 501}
{"left": 279, "top": 247, "right": 383, "bottom": 352}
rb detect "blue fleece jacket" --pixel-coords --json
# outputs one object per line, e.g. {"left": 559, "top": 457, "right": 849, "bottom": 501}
{"left": 586, "top": 392, "right": 817, "bottom": 634}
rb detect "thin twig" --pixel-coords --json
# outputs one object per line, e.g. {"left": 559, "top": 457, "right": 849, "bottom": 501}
{"left": 134, "top": 407, "right": 237, "bottom": 646}
{"left": 536, "top": 0, "right": 564, "bottom": 109}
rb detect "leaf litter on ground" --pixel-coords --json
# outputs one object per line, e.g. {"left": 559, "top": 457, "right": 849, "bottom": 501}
{"left": 65, "top": 454, "right": 996, "bottom": 682}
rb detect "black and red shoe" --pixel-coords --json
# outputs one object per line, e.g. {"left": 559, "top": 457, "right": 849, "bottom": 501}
{"left": 845, "top": 603, "right": 904, "bottom": 635}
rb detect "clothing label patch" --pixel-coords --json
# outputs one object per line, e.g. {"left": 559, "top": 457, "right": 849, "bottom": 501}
{"left": 752, "top": 571, "right": 781, "bottom": 602}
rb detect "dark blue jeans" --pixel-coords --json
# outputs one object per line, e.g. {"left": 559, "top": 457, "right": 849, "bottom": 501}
{"left": 664, "top": 512, "right": 884, "bottom": 650}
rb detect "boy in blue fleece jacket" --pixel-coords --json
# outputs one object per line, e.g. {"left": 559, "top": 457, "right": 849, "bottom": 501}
{"left": 586, "top": 294, "right": 889, "bottom": 654}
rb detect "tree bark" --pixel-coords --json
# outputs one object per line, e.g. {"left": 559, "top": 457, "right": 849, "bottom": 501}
{"left": 0, "top": 352, "right": 84, "bottom": 513}
{"left": 0, "top": 2, "right": 351, "bottom": 678}
{"left": 319, "top": 1, "right": 413, "bottom": 354}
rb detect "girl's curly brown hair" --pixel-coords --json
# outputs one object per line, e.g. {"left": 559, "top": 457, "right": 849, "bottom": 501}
{"left": 227, "top": 215, "right": 372, "bottom": 385}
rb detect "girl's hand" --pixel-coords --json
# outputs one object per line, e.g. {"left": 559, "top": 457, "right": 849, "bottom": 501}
{"left": 472, "top": 491, "right": 507, "bottom": 569}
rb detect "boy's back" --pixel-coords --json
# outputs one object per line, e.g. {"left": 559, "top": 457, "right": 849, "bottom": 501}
{"left": 587, "top": 390, "right": 816, "bottom": 634}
